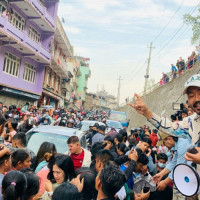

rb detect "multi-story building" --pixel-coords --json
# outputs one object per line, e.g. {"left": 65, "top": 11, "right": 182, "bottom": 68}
{"left": 85, "top": 90, "right": 117, "bottom": 110}
{"left": 85, "top": 92, "right": 98, "bottom": 110}
{"left": 97, "top": 90, "right": 117, "bottom": 110}
{"left": 60, "top": 57, "right": 79, "bottom": 108}
{"left": 0, "top": 0, "right": 59, "bottom": 106}
{"left": 75, "top": 57, "right": 91, "bottom": 108}
{"left": 40, "top": 17, "right": 73, "bottom": 108}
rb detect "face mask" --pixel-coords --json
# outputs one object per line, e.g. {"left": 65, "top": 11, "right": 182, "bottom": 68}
{"left": 158, "top": 162, "right": 166, "bottom": 169}
{"left": 134, "top": 172, "right": 140, "bottom": 178}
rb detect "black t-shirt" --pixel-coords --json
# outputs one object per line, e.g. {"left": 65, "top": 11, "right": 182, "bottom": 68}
{"left": 154, "top": 173, "right": 173, "bottom": 200}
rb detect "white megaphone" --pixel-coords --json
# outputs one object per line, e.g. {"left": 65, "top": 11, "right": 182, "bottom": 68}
{"left": 173, "top": 163, "right": 200, "bottom": 197}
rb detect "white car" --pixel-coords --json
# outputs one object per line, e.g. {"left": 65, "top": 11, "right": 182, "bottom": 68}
{"left": 26, "top": 125, "right": 86, "bottom": 154}
{"left": 79, "top": 120, "right": 105, "bottom": 133}
{"left": 106, "top": 120, "right": 123, "bottom": 133}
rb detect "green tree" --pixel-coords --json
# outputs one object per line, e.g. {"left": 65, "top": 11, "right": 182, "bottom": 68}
{"left": 184, "top": 8, "right": 200, "bottom": 44}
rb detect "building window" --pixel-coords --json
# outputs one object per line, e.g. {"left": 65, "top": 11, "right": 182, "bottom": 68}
{"left": 28, "top": 26, "right": 41, "bottom": 43}
{"left": 0, "top": 0, "right": 7, "bottom": 15}
{"left": 23, "top": 63, "right": 36, "bottom": 83}
{"left": 57, "top": 80, "right": 60, "bottom": 91}
{"left": 55, "top": 80, "right": 58, "bottom": 91}
{"left": 3, "top": 52, "right": 20, "bottom": 77}
{"left": 51, "top": 75, "right": 55, "bottom": 88}
{"left": 56, "top": 78, "right": 60, "bottom": 91}
{"left": 9, "top": 10, "right": 25, "bottom": 31}
{"left": 46, "top": 70, "right": 51, "bottom": 85}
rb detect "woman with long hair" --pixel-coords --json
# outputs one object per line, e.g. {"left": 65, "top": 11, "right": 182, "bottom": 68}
{"left": 42, "top": 154, "right": 75, "bottom": 200}
{"left": 34, "top": 142, "right": 57, "bottom": 173}
{"left": 2, "top": 171, "right": 26, "bottom": 200}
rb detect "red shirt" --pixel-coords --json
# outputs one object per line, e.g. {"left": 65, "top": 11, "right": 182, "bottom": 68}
{"left": 149, "top": 133, "right": 159, "bottom": 147}
{"left": 70, "top": 150, "right": 84, "bottom": 170}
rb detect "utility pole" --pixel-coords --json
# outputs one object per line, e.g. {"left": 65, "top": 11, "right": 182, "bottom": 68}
{"left": 97, "top": 84, "right": 100, "bottom": 110}
{"left": 117, "top": 76, "right": 122, "bottom": 108}
{"left": 144, "top": 42, "right": 154, "bottom": 95}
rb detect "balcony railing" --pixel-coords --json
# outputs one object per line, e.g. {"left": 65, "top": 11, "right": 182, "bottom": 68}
{"left": 62, "top": 81, "right": 72, "bottom": 91}
{"left": 45, "top": 12, "right": 55, "bottom": 27}
{"left": 31, "top": 0, "right": 55, "bottom": 27}
{"left": 31, "top": 0, "right": 45, "bottom": 16}
{"left": 0, "top": 16, "right": 51, "bottom": 62}
{"left": 56, "top": 18, "right": 73, "bottom": 56}
{"left": 52, "top": 48, "right": 68, "bottom": 70}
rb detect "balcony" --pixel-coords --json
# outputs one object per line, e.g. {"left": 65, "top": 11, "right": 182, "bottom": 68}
{"left": 45, "top": 11, "right": 55, "bottom": 28}
{"left": 0, "top": 16, "right": 51, "bottom": 64}
{"left": 72, "top": 80, "right": 78, "bottom": 88}
{"left": 9, "top": 0, "right": 55, "bottom": 32}
{"left": 61, "top": 90, "right": 71, "bottom": 101}
{"left": 66, "top": 92, "right": 71, "bottom": 101}
{"left": 55, "top": 18, "right": 73, "bottom": 57}
{"left": 51, "top": 49, "right": 69, "bottom": 79}
{"left": 62, "top": 82, "right": 72, "bottom": 91}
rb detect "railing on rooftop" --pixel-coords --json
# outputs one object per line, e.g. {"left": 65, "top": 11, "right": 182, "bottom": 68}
{"left": 118, "top": 60, "right": 200, "bottom": 108}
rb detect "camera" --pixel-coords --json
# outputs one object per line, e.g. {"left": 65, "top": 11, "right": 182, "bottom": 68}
{"left": 171, "top": 103, "right": 188, "bottom": 121}
{"left": 172, "top": 103, "right": 184, "bottom": 111}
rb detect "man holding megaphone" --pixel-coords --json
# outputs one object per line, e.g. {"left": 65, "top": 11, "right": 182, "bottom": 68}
{"left": 129, "top": 74, "right": 200, "bottom": 146}
{"left": 129, "top": 74, "right": 200, "bottom": 199}
{"left": 153, "top": 134, "right": 190, "bottom": 199}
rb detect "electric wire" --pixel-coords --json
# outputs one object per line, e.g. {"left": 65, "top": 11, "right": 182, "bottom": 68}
{"left": 152, "top": 0, "right": 185, "bottom": 43}
{"left": 151, "top": 1, "right": 200, "bottom": 60}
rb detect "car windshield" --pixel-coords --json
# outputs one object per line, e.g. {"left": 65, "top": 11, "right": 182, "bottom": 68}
{"left": 26, "top": 132, "right": 69, "bottom": 154}
{"left": 80, "top": 122, "right": 92, "bottom": 132}
{"left": 107, "top": 121, "right": 122, "bottom": 129}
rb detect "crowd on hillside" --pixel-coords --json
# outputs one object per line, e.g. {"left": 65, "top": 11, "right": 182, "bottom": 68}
{"left": 160, "top": 48, "right": 199, "bottom": 86}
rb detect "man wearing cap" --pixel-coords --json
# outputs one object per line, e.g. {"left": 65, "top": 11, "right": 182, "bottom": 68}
{"left": 153, "top": 133, "right": 190, "bottom": 199}
{"left": 67, "top": 119, "right": 75, "bottom": 128}
{"left": 92, "top": 125, "right": 106, "bottom": 146}
{"left": 129, "top": 74, "right": 200, "bottom": 146}
{"left": 86, "top": 122, "right": 99, "bottom": 145}
{"left": 129, "top": 74, "right": 200, "bottom": 200}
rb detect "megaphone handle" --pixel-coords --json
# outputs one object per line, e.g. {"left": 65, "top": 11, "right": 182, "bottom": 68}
{"left": 191, "top": 162, "right": 197, "bottom": 169}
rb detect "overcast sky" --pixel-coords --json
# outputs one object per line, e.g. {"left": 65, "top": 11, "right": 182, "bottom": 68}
{"left": 58, "top": 0, "right": 199, "bottom": 104}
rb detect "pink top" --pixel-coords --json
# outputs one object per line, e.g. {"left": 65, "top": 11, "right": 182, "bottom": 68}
{"left": 37, "top": 166, "right": 50, "bottom": 194}
{"left": 9, "top": 130, "right": 17, "bottom": 138}
{"left": 4, "top": 130, "right": 16, "bottom": 145}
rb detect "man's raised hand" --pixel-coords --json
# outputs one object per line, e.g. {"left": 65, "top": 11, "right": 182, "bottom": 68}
{"left": 129, "top": 93, "right": 153, "bottom": 119}
{"left": 128, "top": 149, "right": 138, "bottom": 162}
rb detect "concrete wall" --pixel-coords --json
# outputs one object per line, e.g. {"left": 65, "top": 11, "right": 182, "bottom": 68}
{"left": 118, "top": 63, "right": 200, "bottom": 130}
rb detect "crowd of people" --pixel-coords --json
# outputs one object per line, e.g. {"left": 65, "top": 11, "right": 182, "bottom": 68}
{"left": 0, "top": 105, "right": 169, "bottom": 200}
{"left": 160, "top": 49, "right": 199, "bottom": 86}
{"left": 0, "top": 102, "right": 159, "bottom": 200}
{"left": 0, "top": 74, "right": 199, "bottom": 200}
